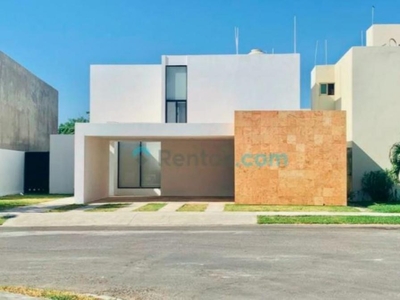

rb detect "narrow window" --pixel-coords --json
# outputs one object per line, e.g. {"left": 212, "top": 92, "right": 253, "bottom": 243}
{"left": 320, "top": 83, "right": 327, "bottom": 95}
{"left": 166, "top": 66, "right": 187, "bottom": 123}
{"left": 328, "top": 83, "right": 335, "bottom": 95}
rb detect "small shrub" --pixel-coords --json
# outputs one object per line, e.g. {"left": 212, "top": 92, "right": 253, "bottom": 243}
{"left": 361, "top": 170, "right": 394, "bottom": 203}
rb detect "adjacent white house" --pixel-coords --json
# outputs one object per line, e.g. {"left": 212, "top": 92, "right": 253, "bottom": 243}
{"left": 71, "top": 52, "right": 300, "bottom": 204}
{"left": 311, "top": 24, "right": 400, "bottom": 195}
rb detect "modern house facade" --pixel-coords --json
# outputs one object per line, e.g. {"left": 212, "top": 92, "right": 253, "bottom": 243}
{"left": 0, "top": 51, "right": 58, "bottom": 196}
{"left": 71, "top": 51, "right": 347, "bottom": 205}
{"left": 311, "top": 24, "right": 400, "bottom": 195}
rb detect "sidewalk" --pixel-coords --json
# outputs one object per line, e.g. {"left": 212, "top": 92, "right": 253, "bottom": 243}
{"left": 2, "top": 199, "right": 400, "bottom": 227}
{"left": 0, "top": 292, "right": 44, "bottom": 300}
{"left": 3, "top": 210, "right": 400, "bottom": 227}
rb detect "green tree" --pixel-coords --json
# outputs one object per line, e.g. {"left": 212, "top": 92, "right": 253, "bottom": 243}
{"left": 58, "top": 113, "right": 89, "bottom": 134}
{"left": 389, "top": 142, "right": 400, "bottom": 182}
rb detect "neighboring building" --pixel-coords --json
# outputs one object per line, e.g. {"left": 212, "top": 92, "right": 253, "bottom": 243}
{"left": 311, "top": 24, "right": 400, "bottom": 195}
{"left": 70, "top": 51, "right": 346, "bottom": 205}
{"left": 0, "top": 51, "right": 58, "bottom": 196}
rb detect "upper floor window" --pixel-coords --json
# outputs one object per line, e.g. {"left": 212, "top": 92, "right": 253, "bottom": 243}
{"left": 166, "top": 66, "right": 187, "bottom": 123}
{"left": 320, "top": 83, "right": 335, "bottom": 96}
{"left": 166, "top": 66, "right": 187, "bottom": 101}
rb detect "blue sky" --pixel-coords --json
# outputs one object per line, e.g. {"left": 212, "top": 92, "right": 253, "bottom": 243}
{"left": 1, "top": 0, "right": 400, "bottom": 123}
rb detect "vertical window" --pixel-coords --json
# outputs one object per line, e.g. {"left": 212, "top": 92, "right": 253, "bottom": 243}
{"left": 328, "top": 83, "right": 335, "bottom": 95}
{"left": 166, "top": 66, "right": 187, "bottom": 123}
{"left": 320, "top": 84, "right": 327, "bottom": 95}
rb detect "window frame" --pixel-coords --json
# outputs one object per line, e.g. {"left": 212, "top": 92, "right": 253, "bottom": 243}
{"left": 320, "top": 82, "right": 335, "bottom": 96}
{"left": 117, "top": 141, "right": 161, "bottom": 189}
{"left": 165, "top": 65, "right": 187, "bottom": 123}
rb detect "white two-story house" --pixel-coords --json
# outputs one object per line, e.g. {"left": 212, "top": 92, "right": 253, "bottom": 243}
{"left": 72, "top": 51, "right": 300, "bottom": 203}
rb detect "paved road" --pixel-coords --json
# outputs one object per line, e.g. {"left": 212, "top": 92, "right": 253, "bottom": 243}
{"left": 0, "top": 226, "right": 399, "bottom": 300}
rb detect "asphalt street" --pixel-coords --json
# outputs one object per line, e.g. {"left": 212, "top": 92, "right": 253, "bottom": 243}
{"left": 0, "top": 226, "right": 399, "bottom": 300}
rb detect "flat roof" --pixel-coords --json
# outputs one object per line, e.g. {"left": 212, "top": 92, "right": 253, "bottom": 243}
{"left": 75, "top": 123, "right": 234, "bottom": 140}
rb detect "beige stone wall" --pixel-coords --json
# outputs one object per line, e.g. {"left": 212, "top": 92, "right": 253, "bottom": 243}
{"left": 235, "top": 111, "right": 346, "bottom": 205}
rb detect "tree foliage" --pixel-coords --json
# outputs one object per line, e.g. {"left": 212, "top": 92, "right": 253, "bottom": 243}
{"left": 361, "top": 170, "right": 394, "bottom": 202}
{"left": 389, "top": 142, "right": 400, "bottom": 182}
{"left": 58, "top": 116, "right": 89, "bottom": 134}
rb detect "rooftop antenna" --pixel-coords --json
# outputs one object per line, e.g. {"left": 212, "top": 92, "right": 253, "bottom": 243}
{"left": 325, "top": 39, "right": 328, "bottom": 65}
{"left": 234, "top": 27, "right": 239, "bottom": 55}
{"left": 314, "top": 40, "right": 319, "bottom": 66}
{"left": 372, "top": 5, "right": 375, "bottom": 25}
{"left": 294, "top": 15, "right": 297, "bottom": 53}
{"left": 361, "top": 30, "right": 364, "bottom": 46}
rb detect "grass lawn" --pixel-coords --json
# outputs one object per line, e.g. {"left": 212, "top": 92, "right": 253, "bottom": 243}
{"left": 225, "top": 204, "right": 359, "bottom": 212}
{"left": 177, "top": 204, "right": 208, "bottom": 212}
{"left": 0, "top": 217, "right": 7, "bottom": 225}
{"left": 85, "top": 203, "right": 128, "bottom": 212}
{"left": 0, "top": 194, "right": 71, "bottom": 212}
{"left": 258, "top": 215, "right": 400, "bottom": 225}
{"left": 368, "top": 204, "right": 400, "bottom": 213}
{"left": 0, "top": 286, "right": 99, "bottom": 300}
{"left": 134, "top": 203, "right": 167, "bottom": 212}
{"left": 48, "top": 204, "right": 86, "bottom": 213}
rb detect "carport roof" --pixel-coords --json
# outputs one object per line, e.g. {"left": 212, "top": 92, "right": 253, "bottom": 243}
{"left": 75, "top": 123, "right": 234, "bottom": 139}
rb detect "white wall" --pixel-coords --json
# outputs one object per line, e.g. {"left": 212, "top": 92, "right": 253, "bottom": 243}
{"left": 0, "top": 149, "right": 24, "bottom": 196}
{"left": 366, "top": 24, "right": 400, "bottom": 46}
{"left": 90, "top": 65, "right": 162, "bottom": 123}
{"left": 310, "top": 65, "right": 336, "bottom": 110}
{"left": 75, "top": 135, "right": 110, "bottom": 204}
{"left": 334, "top": 49, "right": 353, "bottom": 142}
{"left": 351, "top": 47, "right": 400, "bottom": 191}
{"left": 161, "top": 139, "right": 234, "bottom": 196}
{"left": 164, "top": 54, "right": 300, "bottom": 123}
{"left": 50, "top": 135, "right": 74, "bottom": 194}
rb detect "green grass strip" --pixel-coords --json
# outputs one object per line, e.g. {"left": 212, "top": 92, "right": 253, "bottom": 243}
{"left": 368, "top": 204, "right": 400, "bottom": 213}
{"left": 48, "top": 204, "right": 86, "bottom": 213}
{"left": 86, "top": 203, "right": 128, "bottom": 212}
{"left": 226, "top": 204, "right": 359, "bottom": 212}
{"left": 134, "top": 203, "right": 167, "bottom": 212}
{"left": 177, "top": 204, "right": 208, "bottom": 212}
{"left": 258, "top": 215, "right": 400, "bottom": 225}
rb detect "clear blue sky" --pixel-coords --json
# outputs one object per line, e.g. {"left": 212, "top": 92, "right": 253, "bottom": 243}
{"left": 1, "top": 0, "right": 399, "bottom": 123}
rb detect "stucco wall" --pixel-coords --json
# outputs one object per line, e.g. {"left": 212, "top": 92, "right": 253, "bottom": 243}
{"left": 0, "top": 149, "right": 24, "bottom": 196}
{"left": 161, "top": 139, "right": 234, "bottom": 196}
{"left": 366, "top": 24, "right": 400, "bottom": 46}
{"left": 0, "top": 51, "right": 58, "bottom": 151}
{"left": 75, "top": 135, "right": 110, "bottom": 204}
{"left": 310, "top": 65, "right": 336, "bottom": 110}
{"left": 334, "top": 49, "right": 353, "bottom": 142}
{"left": 90, "top": 65, "right": 162, "bottom": 123}
{"left": 164, "top": 54, "right": 300, "bottom": 123}
{"left": 351, "top": 47, "right": 400, "bottom": 192}
{"left": 235, "top": 111, "right": 347, "bottom": 205}
{"left": 49, "top": 135, "right": 74, "bottom": 194}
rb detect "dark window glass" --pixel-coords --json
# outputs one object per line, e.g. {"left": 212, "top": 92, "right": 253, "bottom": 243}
{"left": 328, "top": 83, "right": 335, "bottom": 95}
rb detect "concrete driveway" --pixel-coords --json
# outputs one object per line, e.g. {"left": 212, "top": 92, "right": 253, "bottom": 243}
{"left": 0, "top": 226, "right": 399, "bottom": 299}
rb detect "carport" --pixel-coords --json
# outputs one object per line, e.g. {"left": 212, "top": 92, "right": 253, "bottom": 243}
{"left": 74, "top": 123, "right": 234, "bottom": 204}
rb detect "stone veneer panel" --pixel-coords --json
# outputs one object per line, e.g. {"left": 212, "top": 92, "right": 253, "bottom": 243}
{"left": 234, "top": 111, "right": 346, "bottom": 205}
